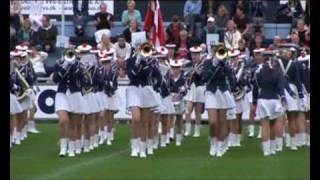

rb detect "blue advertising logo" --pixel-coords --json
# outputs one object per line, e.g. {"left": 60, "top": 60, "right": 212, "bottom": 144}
{"left": 37, "top": 89, "right": 56, "bottom": 114}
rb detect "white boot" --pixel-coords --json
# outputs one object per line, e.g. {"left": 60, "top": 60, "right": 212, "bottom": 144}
{"left": 166, "top": 133, "right": 170, "bottom": 145}
{"left": 160, "top": 135, "right": 167, "bottom": 147}
{"left": 68, "top": 141, "right": 75, "bottom": 157}
{"left": 176, "top": 134, "right": 182, "bottom": 146}
{"left": 301, "top": 133, "right": 307, "bottom": 146}
{"left": 270, "top": 140, "right": 276, "bottom": 155}
{"left": 158, "top": 122, "right": 162, "bottom": 134}
{"left": 93, "top": 134, "right": 99, "bottom": 148}
{"left": 193, "top": 125, "right": 200, "bottom": 137}
{"left": 209, "top": 137, "right": 217, "bottom": 156}
{"left": 216, "top": 141, "right": 223, "bottom": 157}
{"left": 169, "top": 128, "right": 175, "bottom": 139}
{"left": 110, "top": 128, "right": 114, "bottom": 141}
{"left": 75, "top": 140, "right": 81, "bottom": 154}
{"left": 10, "top": 135, "right": 12, "bottom": 148}
{"left": 285, "top": 133, "right": 290, "bottom": 147}
{"left": 99, "top": 130, "right": 104, "bottom": 145}
{"left": 228, "top": 133, "right": 234, "bottom": 147}
{"left": 306, "top": 133, "right": 310, "bottom": 146}
{"left": 89, "top": 136, "right": 94, "bottom": 150}
{"left": 27, "top": 120, "right": 40, "bottom": 134}
{"left": 257, "top": 126, "right": 262, "bottom": 138}
{"left": 147, "top": 139, "right": 154, "bottom": 155}
{"left": 106, "top": 132, "right": 112, "bottom": 146}
{"left": 234, "top": 134, "right": 241, "bottom": 147}
{"left": 262, "top": 140, "right": 271, "bottom": 156}
{"left": 59, "top": 138, "right": 68, "bottom": 156}
{"left": 83, "top": 139, "right": 90, "bottom": 153}
{"left": 248, "top": 125, "right": 254, "bottom": 138}
{"left": 15, "top": 132, "right": 21, "bottom": 145}
{"left": 153, "top": 135, "right": 159, "bottom": 149}
{"left": 276, "top": 137, "right": 283, "bottom": 152}
{"left": 184, "top": 123, "right": 191, "bottom": 136}
{"left": 290, "top": 136, "right": 298, "bottom": 150}
{"left": 104, "top": 126, "right": 108, "bottom": 142}
{"left": 139, "top": 141, "right": 147, "bottom": 158}
{"left": 130, "top": 139, "right": 139, "bottom": 157}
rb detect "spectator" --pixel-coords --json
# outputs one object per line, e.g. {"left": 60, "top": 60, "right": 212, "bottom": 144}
{"left": 268, "top": 35, "right": 281, "bottom": 50}
{"left": 276, "top": 0, "right": 303, "bottom": 25}
{"left": 38, "top": 16, "right": 58, "bottom": 53}
{"left": 28, "top": 0, "right": 44, "bottom": 32}
{"left": 166, "top": 15, "right": 185, "bottom": 45}
{"left": 69, "top": 25, "right": 95, "bottom": 47}
{"left": 94, "top": 2, "right": 114, "bottom": 31}
{"left": 238, "top": 38, "right": 250, "bottom": 58}
{"left": 72, "top": 0, "right": 90, "bottom": 34}
{"left": 29, "top": 45, "right": 48, "bottom": 77}
{"left": 10, "top": 0, "right": 23, "bottom": 32}
{"left": 175, "top": 29, "right": 191, "bottom": 59}
{"left": 98, "top": 33, "right": 115, "bottom": 55}
{"left": 231, "top": 0, "right": 250, "bottom": 17}
{"left": 303, "top": 30, "right": 310, "bottom": 47}
{"left": 183, "top": 0, "right": 202, "bottom": 36}
{"left": 121, "top": 0, "right": 142, "bottom": 28}
{"left": 224, "top": 20, "right": 242, "bottom": 49}
{"left": 215, "top": 5, "right": 229, "bottom": 34}
{"left": 291, "top": 18, "right": 308, "bottom": 46}
{"left": 17, "top": 18, "right": 40, "bottom": 47}
{"left": 191, "top": 21, "right": 206, "bottom": 43}
{"left": 290, "top": 33, "right": 300, "bottom": 46}
{"left": 304, "top": 0, "right": 310, "bottom": 26}
{"left": 250, "top": 0, "right": 267, "bottom": 34}
{"left": 10, "top": 26, "right": 18, "bottom": 51}
{"left": 203, "top": 16, "right": 223, "bottom": 42}
{"left": 200, "top": 0, "right": 221, "bottom": 25}
{"left": 249, "top": 33, "right": 265, "bottom": 56}
{"left": 233, "top": 5, "right": 251, "bottom": 37}
{"left": 123, "top": 19, "right": 141, "bottom": 44}
{"left": 113, "top": 34, "right": 131, "bottom": 78}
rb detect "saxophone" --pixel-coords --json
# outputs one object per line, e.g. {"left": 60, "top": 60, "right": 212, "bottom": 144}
{"left": 15, "top": 66, "right": 31, "bottom": 101}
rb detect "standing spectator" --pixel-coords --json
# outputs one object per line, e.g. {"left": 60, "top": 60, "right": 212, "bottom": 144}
{"left": 28, "top": 0, "right": 44, "bottom": 32}
{"left": 238, "top": 38, "right": 250, "bottom": 58}
{"left": 224, "top": 20, "right": 242, "bottom": 49}
{"left": 215, "top": 5, "right": 229, "bottom": 34}
{"left": 249, "top": 33, "right": 265, "bottom": 56}
{"left": 183, "top": 0, "right": 202, "bottom": 36}
{"left": 17, "top": 19, "right": 39, "bottom": 47}
{"left": 230, "top": 0, "right": 250, "bottom": 17}
{"left": 121, "top": 0, "right": 142, "bottom": 28}
{"left": 291, "top": 18, "right": 308, "bottom": 46}
{"left": 38, "top": 16, "right": 58, "bottom": 53}
{"left": 94, "top": 2, "right": 114, "bottom": 31}
{"left": 166, "top": 15, "right": 185, "bottom": 45}
{"left": 268, "top": 35, "right": 281, "bottom": 50}
{"left": 233, "top": 5, "right": 251, "bottom": 37}
{"left": 200, "top": 0, "right": 221, "bottom": 25}
{"left": 29, "top": 45, "right": 48, "bottom": 77}
{"left": 123, "top": 19, "right": 141, "bottom": 44}
{"left": 72, "top": 0, "right": 89, "bottom": 34}
{"left": 10, "top": 0, "right": 23, "bottom": 32}
{"left": 250, "top": 0, "right": 267, "bottom": 34}
{"left": 113, "top": 34, "right": 131, "bottom": 78}
{"left": 175, "top": 29, "right": 192, "bottom": 59}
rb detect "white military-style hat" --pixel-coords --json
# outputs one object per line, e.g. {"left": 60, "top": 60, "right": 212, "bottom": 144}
{"left": 10, "top": 49, "right": 22, "bottom": 57}
{"left": 165, "top": 43, "right": 176, "bottom": 48}
{"left": 190, "top": 46, "right": 202, "bottom": 53}
{"left": 100, "top": 55, "right": 113, "bottom": 62}
{"left": 207, "top": 16, "right": 215, "bottom": 23}
{"left": 15, "top": 44, "right": 29, "bottom": 51}
{"left": 77, "top": 43, "right": 92, "bottom": 52}
{"left": 228, "top": 48, "right": 240, "bottom": 57}
{"left": 253, "top": 48, "right": 266, "bottom": 54}
{"left": 169, "top": 58, "right": 183, "bottom": 67}
{"left": 155, "top": 46, "right": 168, "bottom": 58}
{"left": 19, "top": 51, "right": 28, "bottom": 57}
{"left": 298, "top": 51, "right": 310, "bottom": 61}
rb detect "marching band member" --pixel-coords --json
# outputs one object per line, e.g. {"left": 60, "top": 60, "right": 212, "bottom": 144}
{"left": 169, "top": 58, "right": 187, "bottom": 146}
{"left": 226, "top": 49, "right": 251, "bottom": 147}
{"left": 201, "top": 43, "right": 236, "bottom": 157}
{"left": 184, "top": 46, "right": 205, "bottom": 137}
{"left": 297, "top": 50, "right": 310, "bottom": 146}
{"left": 14, "top": 51, "right": 37, "bottom": 145}
{"left": 166, "top": 43, "right": 176, "bottom": 59}
{"left": 101, "top": 49, "right": 120, "bottom": 146}
{"left": 156, "top": 47, "right": 175, "bottom": 147}
{"left": 252, "top": 51, "right": 286, "bottom": 156}
{"left": 76, "top": 44, "right": 101, "bottom": 153}
{"left": 53, "top": 48, "right": 88, "bottom": 157}
{"left": 126, "top": 42, "right": 160, "bottom": 158}
{"left": 276, "top": 47, "right": 305, "bottom": 150}
{"left": 10, "top": 54, "right": 23, "bottom": 147}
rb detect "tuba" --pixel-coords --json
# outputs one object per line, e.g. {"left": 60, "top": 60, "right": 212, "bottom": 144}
{"left": 140, "top": 42, "right": 153, "bottom": 58}
{"left": 14, "top": 65, "right": 31, "bottom": 101}
{"left": 212, "top": 43, "right": 228, "bottom": 60}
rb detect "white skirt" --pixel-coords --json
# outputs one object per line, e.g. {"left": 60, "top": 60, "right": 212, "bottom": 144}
{"left": 10, "top": 93, "right": 23, "bottom": 114}
{"left": 226, "top": 107, "right": 236, "bottom": 120}
{"left": 304, "top": 94, "right": 310, "bottom": 111}
{"left": 184, "top": 83, "right": 205, "bottom": 103}
{"left": 94, "top": 91, "right": 105, "bottom": 112}
{"left": 284, "top": 83, "right": 301, "bottom": 112}
{"left": 55, "top": 91, "right": 88, "bottom": 114}
{"left": 126, "top": 85, "right": 159, "bottom": 109}
{"left": 246, "top": 91, "right": 253, "bottom": 103}
{"left": 105, "top": 91, "right": 121, "bottom": 112}
{"left": 235, "top": 96, "right": 250, "bottom": 114}
{"left": 160, "top": 96, "right": 176, "bottom": 114}
{"left": 18, "top": 92, "right": 34, "bottom": 111}
{"left": 255, "top": 99, "right": 284, "bottom": 120}
{"left": 151, "top": 92, "right": 162, "bottom": 113}
{"left": 83, "top": 92, "right": 100, "bottom": 114}
{"left": 205, "top": 90, "right": 236, "bottom": 110}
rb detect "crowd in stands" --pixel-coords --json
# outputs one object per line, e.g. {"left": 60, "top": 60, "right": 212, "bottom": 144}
{"left": 10, "top": 0, "right": 310, "bottom": 79}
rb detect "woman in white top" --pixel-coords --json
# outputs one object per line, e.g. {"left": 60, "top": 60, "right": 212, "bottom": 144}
{"left": 224, "top": 20, "right": 242, "bottom": 49}
{"left": 29, "top": 46, "right": 48, "bottom": 77}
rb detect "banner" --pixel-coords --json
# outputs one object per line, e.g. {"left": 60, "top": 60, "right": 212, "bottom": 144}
{"left": 20, "top": 0, "right": 114, "bottom": 15}
{"left": 34, "top": 85, "right": 249, "bottom": 120}
{"left": 131, "top": 31, "right": 147, "bottom": 48}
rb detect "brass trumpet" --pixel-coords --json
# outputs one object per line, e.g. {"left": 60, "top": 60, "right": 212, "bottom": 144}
{"left": 140, "top": 42, "right": 153, "bottom": 58}
{"left": 212, "top": 43, "right": 228, "bottom": 60}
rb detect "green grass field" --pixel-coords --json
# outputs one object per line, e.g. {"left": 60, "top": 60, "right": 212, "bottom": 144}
{"left": 10, "top": 123, "right": 309, "bottom": 180}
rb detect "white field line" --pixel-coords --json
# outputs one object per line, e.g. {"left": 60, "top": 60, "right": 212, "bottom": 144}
{"left": 32, "top": 148, "right": 129, "bottom": 180}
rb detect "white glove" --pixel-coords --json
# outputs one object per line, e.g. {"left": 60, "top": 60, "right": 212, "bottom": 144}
{"left": 62, "top": 60, "right": 73, "bottom": 69}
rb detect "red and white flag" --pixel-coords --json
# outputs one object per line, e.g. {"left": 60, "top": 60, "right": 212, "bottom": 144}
{"left": 144, "top": 0, "right": 165, "bottom": 48}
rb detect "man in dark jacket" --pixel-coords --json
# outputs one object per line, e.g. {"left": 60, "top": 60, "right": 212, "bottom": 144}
{"left": 38, "top": 16, "right": 58, "bottom": 53}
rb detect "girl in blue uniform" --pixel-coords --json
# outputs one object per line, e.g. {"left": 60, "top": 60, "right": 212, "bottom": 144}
{"left": 53, "top": 48, "right": 88, "bottom": 157}
{"left": 201, "top": 44, "right": 236, "bottom": 157}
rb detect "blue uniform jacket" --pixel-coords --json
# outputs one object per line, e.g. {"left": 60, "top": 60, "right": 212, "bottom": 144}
{"left": 171, "top": 74, "right": 187, "bottom": 96}
{"left": 102, "top": 67, "right": 119, "bottom": 97}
